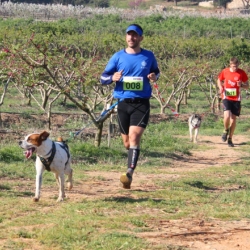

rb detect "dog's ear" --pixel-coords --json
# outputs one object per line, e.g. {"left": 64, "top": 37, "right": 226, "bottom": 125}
{"left": 40, "top": 131, "right": 50, "bottom": 141}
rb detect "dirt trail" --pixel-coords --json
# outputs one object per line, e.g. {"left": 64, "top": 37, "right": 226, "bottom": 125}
{"left": 81, "top": 134, "right": 249, "bottom": 250}
{"left": 170, "top": 134, "right": 246, "bottom": 171}
{"left": 68, "top": 134, "right": 248, "bottom": 200}
{"left": 64, "top": 134, "right": 250, "bottom": 249}
{"left": 133, "top": 134, "right": 250, "bottom": 250}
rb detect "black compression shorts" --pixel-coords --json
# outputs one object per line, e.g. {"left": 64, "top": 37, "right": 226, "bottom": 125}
{"left": 117, "top": 98, "right": 150, "bottom": 135}
{"left": 222, "top": 99, "right": 241, "bottom": 116}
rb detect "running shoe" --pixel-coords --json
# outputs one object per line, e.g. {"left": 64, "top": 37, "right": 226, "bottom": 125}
{"left": 221, "top": 129, "right": 229, "bottom": 142}
{"left": 120, "top": 173, "right": 132, "bottom": 189}
{"left": 228, "top": 138, "right": 234, "bottom": 147}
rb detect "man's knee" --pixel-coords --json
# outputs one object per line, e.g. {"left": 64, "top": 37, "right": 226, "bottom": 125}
{"left": 124, "top": 142, "right": 130, "bottom": 150}
{"left": 121, "top": 134, "right": 130, "bottom": 149}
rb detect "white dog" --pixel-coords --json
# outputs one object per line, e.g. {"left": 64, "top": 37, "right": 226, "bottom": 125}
{"left": 19, "top": 131, "right": 73, "bottom": 202}
{"left": 188, "top": 114, "right": 202, "bottom": 143}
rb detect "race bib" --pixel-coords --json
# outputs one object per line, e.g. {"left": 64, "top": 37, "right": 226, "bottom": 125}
{"left": 225, "top": 88, "right": 237, "bottom": 97}
{"left": 123, "top": 77, "right": 143, "bottom": 91}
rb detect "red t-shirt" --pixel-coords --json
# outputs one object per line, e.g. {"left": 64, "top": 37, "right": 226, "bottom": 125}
{"left": 218, "top": 68, "right": 248, "bottom": 101}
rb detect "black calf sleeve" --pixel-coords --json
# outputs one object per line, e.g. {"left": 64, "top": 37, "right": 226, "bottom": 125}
{"left": 127, "top": 146, "right": 140, "bottom": 175}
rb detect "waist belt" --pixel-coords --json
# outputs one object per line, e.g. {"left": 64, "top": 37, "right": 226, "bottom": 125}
{"left": 120, "top": 98, "right": 148, "bottom": 103}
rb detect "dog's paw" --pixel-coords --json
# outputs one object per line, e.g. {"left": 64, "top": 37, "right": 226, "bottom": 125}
{"left": 33, "top": 197, "right": 39, "bottom": 202}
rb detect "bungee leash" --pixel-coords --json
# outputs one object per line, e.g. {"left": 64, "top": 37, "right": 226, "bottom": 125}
{"left": 96, "top": 98, "right": 124, "bottom": 122}
{"left": 72, "top": 98, "right": 124, "bottom": 138}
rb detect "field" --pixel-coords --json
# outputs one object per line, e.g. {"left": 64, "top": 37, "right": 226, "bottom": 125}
{"left": 1, "top": 107, "right": 250, "bottom": 249}
{"left": 1, "top": 2, "right": 250, "bottom": 249}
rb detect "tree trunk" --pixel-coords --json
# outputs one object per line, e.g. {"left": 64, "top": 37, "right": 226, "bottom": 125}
{"left": 217, "top": 97, "right": 221, "bottom": 111}
{"left": 161, "top": 106, "right": 165, "bottom": 114}
{"left": 47, "top": 110, "right": 51, "bottom": 130}
{"left": 187, "top": 87, "right": 191, "bottom": 98}
{"left": 26, "top": 92, "right": 32, "bottom": 106}
{"left": 108, "top": 121, "right": 111, "bottom": 148}
{"left": 94, "top": 122, "right": 103, "bottom": 147}
{"left": 62, "top": 95, "right": 67, "bottom": 106}
{"left": 42, "top": 95, "right": 49, "bottom": 110}
{"left": 176, "top": 101, "right": 181, "bottom": 113}
{"left": 211, "top": 95, "right": 217, "bottom": 114}
{"left": 183, "top": 90, "right": 187, "bottom": 105}
{"left": 0, "top": 112, "right": 2, "bottom": 128}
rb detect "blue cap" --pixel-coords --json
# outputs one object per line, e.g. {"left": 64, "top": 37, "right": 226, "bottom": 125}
{"left": 126, "top": 25, "right": 143, "bottom": 36}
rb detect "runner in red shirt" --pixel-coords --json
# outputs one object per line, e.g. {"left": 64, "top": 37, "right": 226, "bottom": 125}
{"left": 217, "top": 57, "right": 249, "bottom": 147}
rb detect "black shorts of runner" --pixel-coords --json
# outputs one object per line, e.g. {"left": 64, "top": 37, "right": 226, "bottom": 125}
{"left": 117, "top": 98, "right": 150, "bottom": 135}
{"left": 222, "top": 99, "right": 241, "bottom": 116}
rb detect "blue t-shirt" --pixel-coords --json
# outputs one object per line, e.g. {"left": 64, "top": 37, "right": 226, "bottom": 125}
{"left": 100, "top": 49, "right": 160, "bottom": 99}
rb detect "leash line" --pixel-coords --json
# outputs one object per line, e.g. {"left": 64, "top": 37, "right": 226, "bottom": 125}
{"left": 73, "top": 119, "right": 94, "bottom": 138}
{"left": 96, "top": 98, "right": 124, "bottom": 122}
{"left": 73, "top": 99, "right": 124, "bottom": 138}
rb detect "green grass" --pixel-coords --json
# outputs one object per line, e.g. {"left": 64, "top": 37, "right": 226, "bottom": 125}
{"left": 1, "top": 171, "right": 250, "bottom": 249}
{"left": 1, "top": 159, "right": 250, "bottom": 249}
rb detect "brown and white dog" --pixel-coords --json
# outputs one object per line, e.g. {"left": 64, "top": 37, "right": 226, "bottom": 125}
{"left": 188, "top": 114, "right": 202, "bottom": 143}
{"left": 19, "top": 131, "right": 73, "bottom": 202}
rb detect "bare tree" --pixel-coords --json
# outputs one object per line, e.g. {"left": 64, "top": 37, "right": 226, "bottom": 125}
{"left": 0, "top": 75, "right": 12, "bottom": 128}
{"left": 0, "top": 47, "right": 16, "bottom": 127}
{"left": 5, "top": 53, "right": 63, "bottom": 129}
{"left": 7, "top": 34, "right": 114, "bottom": 146}
{"left": 195, "top": 74, "right": 221, "bottom": 114}
{"left": 152, "top": 66, "right": 196, "bottom": 114}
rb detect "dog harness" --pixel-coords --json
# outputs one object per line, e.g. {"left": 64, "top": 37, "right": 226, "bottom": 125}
{"left": 38, "top": 141, "right": 70, "bottom": 172}
{"left": 39, "top": 142, "right": 56, "bottom": 172}
{"left": 58, "top": 142, "right": 70, "bottom": 167}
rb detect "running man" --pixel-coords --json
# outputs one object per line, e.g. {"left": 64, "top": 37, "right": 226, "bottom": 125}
{"left": 217, "top": 57, "right": 249, "bottom": 147}
{"left": 100, "top": 24, "right": 160, "bottom": 188}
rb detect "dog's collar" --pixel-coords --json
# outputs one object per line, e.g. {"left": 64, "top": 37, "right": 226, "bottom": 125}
{"left": 38, "top": 142, "right": 56, "bottom": 172}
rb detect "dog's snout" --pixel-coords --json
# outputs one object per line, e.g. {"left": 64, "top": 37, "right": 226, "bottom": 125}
{"left": 18, "top": 141, "right": 22, "bottom": 146}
